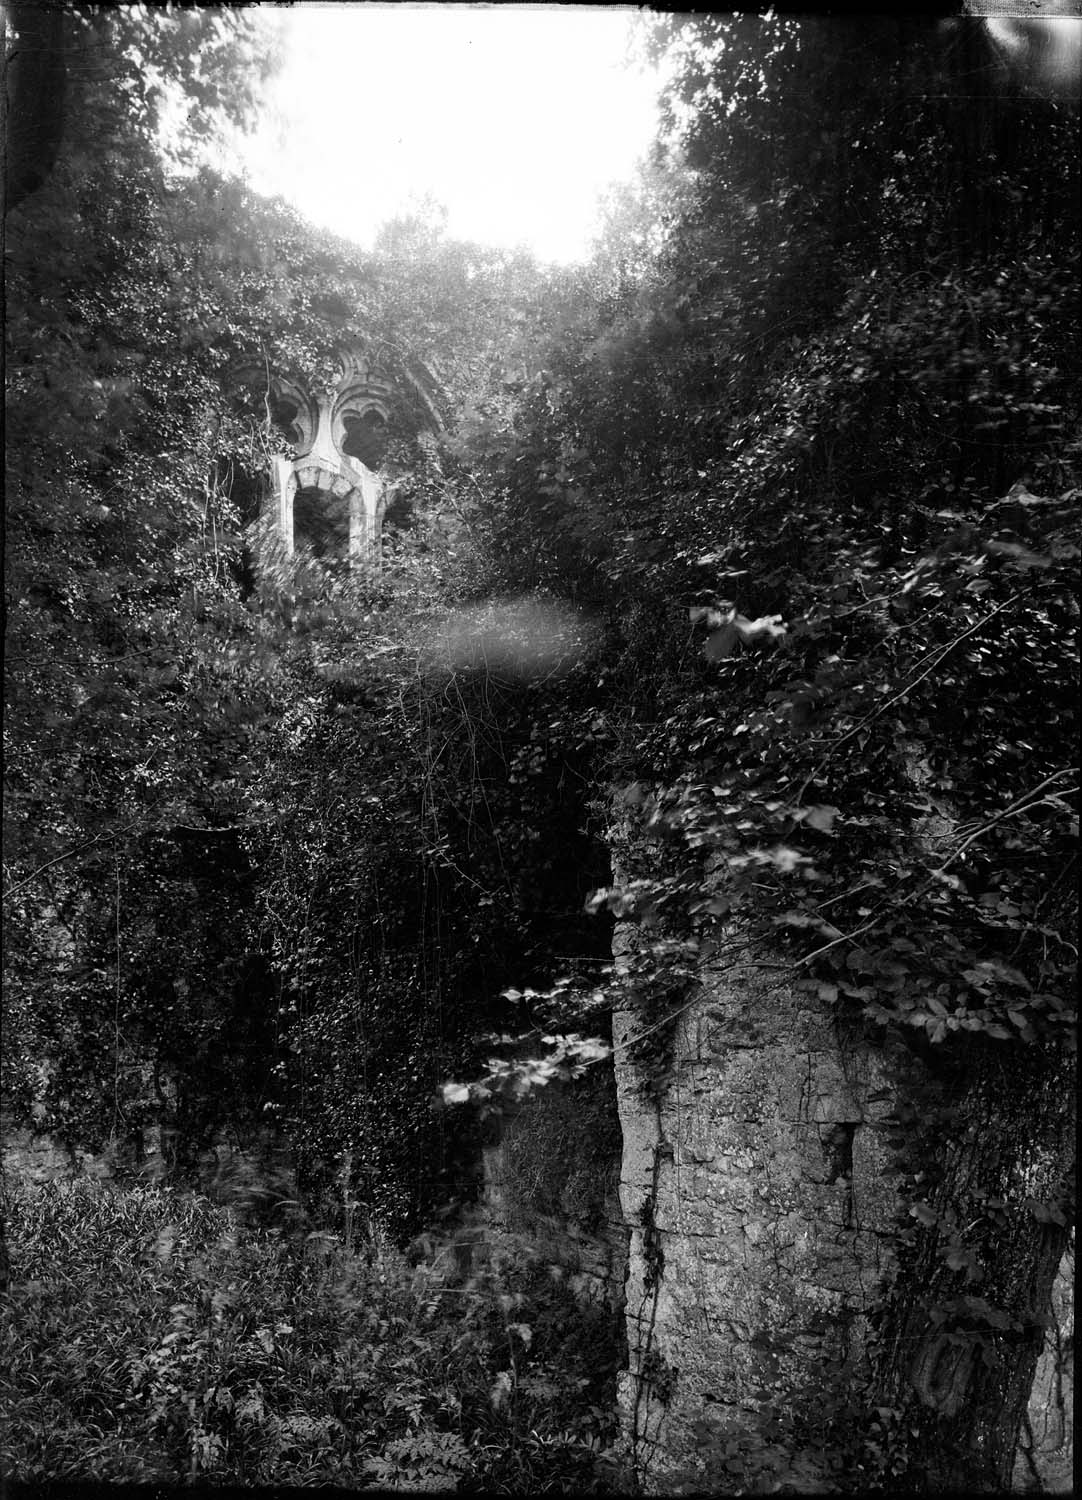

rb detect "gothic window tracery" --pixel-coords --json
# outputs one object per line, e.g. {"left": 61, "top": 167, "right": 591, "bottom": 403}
{"left": 270, "top": 379, "right": 317, "bottom": 454}
{"left": 229, "top": 344, "right": 436, "bottom": 572}
{"left": 340, "top": 407, "right": 388, "bottom": 469}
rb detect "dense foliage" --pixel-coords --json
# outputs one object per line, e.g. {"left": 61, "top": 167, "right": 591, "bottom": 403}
{"left": 4, "top": 9, "right": 284, "bottom": 1153}
{"left": 486, "top": 19, "right": 1076, "bottom": 1493}
{"left": 435, "top": 16, "right": 1077, "bottom": 1492}
{"left": 3, "top": 4, "right": 587, "bottom": 1226}
{"left": 2, "top": 8, "right": 1076, "bottom": 1493}
{"left": 0, "top": 1175, "right": 619, "bottom": 1490}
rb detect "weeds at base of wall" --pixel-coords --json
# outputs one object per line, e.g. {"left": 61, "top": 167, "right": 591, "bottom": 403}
{"left": 0, "top": 1170, "right": 621, "bottom": 1491}
{"left": 655, "top": 1385, "right": 919, "bottom": 1496}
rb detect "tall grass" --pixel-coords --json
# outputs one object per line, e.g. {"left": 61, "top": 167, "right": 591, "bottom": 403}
{"left": 0, "top": 1172, "right": 621, "bottom": 1490}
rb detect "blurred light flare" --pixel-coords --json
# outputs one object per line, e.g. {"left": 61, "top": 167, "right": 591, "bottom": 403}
{"left": 984, "top": 15, "right": 1082, "bottom": 95}
{"left": 427, "top": 596, "right": 598, "bottom": 678}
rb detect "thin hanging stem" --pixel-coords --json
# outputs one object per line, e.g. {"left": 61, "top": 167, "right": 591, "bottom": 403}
{"left": 113, "top": 858, "right": 122, "bottom": 1142}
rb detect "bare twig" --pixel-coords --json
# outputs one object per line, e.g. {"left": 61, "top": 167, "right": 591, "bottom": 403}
{"left": 2, "top": 821, "right": 144, "bottom": 903}
{"left": 931, "top": 781, "right": 1078, "bottom": 881}
{"left": 794, "top": 594, "right": 1021, "bottom": 806}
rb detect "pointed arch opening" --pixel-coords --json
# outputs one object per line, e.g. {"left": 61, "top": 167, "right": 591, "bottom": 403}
{"left": 292, "top": 485, "right": 350, "bottom": 562}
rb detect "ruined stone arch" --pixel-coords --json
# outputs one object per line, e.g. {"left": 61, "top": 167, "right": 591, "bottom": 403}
{"left": 224, "top": 341, "right": 442, "bottom": 573}
{"left": 260, "top": 351, "right": 393, "bottom": 565}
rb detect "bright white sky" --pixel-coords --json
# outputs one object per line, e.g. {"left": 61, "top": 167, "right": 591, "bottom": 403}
{"left": 234, "top": 3, "right": 664, "bottom": 265}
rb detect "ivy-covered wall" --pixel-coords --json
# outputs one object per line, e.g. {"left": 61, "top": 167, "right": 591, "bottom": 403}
{"left": 4, "top": 10, "right": 1076, "bottom": 1492}
{"left": 610, "top": 916, "right": 1074, "bottom": 1490}
{"left": 608, "top": 884, "right": 1074, "bottom": 1493}
{"left": 481, "top": 1066, "right": 627, "bottom": 1309}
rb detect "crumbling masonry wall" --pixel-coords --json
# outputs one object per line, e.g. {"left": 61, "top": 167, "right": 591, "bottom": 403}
{"left": 481, "top": 1068, "right": 628, "bottom": 1313}
{"left": 609, "top": 738, "right": 1074, "bottom": 1491}
{"left": 612, "top": 949, "right": 1074, "bottom": 1493}
{"left": 613, "top": 950, "right": 899, "bottom": 1488}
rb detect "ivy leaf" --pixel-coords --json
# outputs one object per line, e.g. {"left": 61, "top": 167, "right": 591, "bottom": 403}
{"left": 804, "top": 805, "right": 839, "bottom": 834}
{"left": 1023, "top": 1197, "right": 1067, "bottom": 1226}
{"left": 776, "top": 911, "right": 842, "bottom": 938}
{"left": 732, "top": 613, "right": 787, "bottom": 644}
{"left": 490, "top": 1370, "right": 514, "bottom": 1411}
{"left": 983, "top": 539, "right": 1052, "bottom": 570}
{"left": 958, "top": 1297, "right": 1013, "bottom": 1331}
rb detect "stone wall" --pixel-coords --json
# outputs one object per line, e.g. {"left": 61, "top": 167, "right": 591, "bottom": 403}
{"left": 611, "top": 950, "right": 1075, "bottom": 1491}
{"left": 613, "top": 951, "right": 899, "bottom": 1489}
{"left": 607, "top": 750, "right": 1074, "bottom": 1490}
{"left": 1013, "top": 1234, "right": 1074, "bottom": 1493}
{"left": 1, "top": 1119, "right": 291, "bottom": 1207}
{"left": 480, "top": 1067, "right": 628, "bottom": 1312}
{"left": 2, "top": 1120, "right": 115, "bottom": 1184}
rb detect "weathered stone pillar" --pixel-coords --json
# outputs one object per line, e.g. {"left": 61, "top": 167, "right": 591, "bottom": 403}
{"left": 270, "top": 454, "right": 297, "bottom": 554}
{"left": 613, "top": 943, "right": 898, "bottom": 1490}
{"left": 608, "top": 773, "right": 1073, "bottom": 1492}
{"left": 1012, "top": 1234, "right": 1074, "bottom": 1493}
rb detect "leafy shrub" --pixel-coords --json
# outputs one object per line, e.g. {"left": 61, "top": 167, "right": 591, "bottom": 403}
{"left": 0, "top": 1171, "right": 619, "bottom": 1490}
